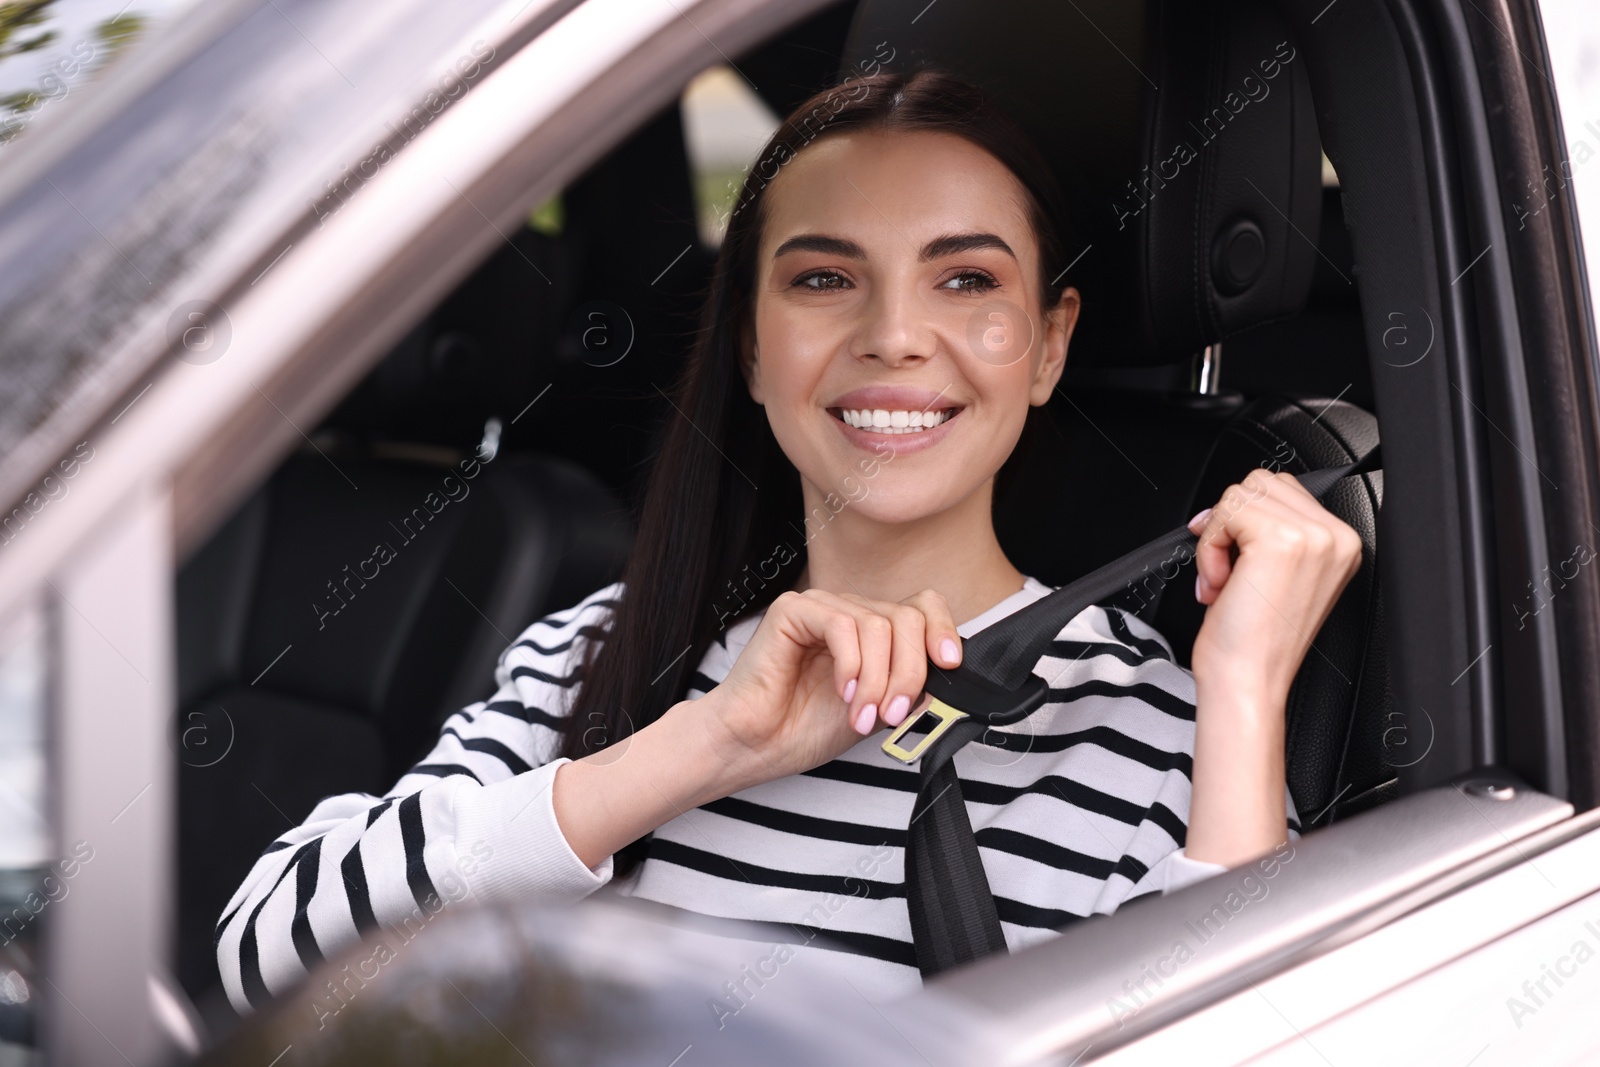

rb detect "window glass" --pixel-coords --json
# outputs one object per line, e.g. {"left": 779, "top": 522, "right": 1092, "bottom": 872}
{"left": 680, "top": 65, "right": 780, "bottom": 246}
{"left": 0, "top": 0, "right": 205, "bottom": 152}
{"left": 0, "top": 0, "right": 524, "bottom": 521}
{"left": 0, "top": 598, "right": 48, "bottom": 1060}
{"left": 0, "top": 601, "right": 47, "bottom": 870}
{"left": 1536, "top": 0, "right": 1600, "bottom": 317}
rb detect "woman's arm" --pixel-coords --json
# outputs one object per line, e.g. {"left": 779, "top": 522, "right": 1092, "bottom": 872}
{"left": 1185, "top": 674, "right": 1289, "bottom": 866}
{"left": 214, "top": 585, "right": 622, "bottom": 1013}
{"left": 551, "top": 699, "right": 739, "bottom": 869}
{"left": 1182, "top": 468, "right": 1362, "bottom": 866}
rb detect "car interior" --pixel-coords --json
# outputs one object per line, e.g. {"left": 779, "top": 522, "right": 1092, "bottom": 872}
{"left": 171, "top": 0, "right": 1394, "bottom": 1028}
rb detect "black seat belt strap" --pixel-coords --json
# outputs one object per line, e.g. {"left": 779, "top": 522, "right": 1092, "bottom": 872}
{"left": 885, "top": 443, "right": 1382, "bottom": 978}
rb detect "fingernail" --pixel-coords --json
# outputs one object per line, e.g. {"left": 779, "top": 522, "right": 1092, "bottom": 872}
{"left": 885, "top": 694, "right": 911, "bottom": 726}
{"left": 1195, "top": 573, "right": 1208, "bottom": 603}
{"left": 1187, "top": 507, "right": 1213, "bottom": 533}
{"left": 843, "top": 678, "right": 857, "bottom": 703}
{"left": 854, "top": 703, "right": 878, "bottom": 735}
{"left": 939, "top": 638, "right": 960, "bottom": 665}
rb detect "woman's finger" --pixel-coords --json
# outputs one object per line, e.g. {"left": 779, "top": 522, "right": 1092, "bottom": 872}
{"left": 833, "top": 596, "right": 893, "bottom": 734}
{"left": 816, "top": 591, "right": 939, "bottom": 734}
{"left": 1190, "top": 471, "right": 1356, "bottom": 605}
{"left": 821, "top": 610, "right": 863, "bottom": 706}
{"left": 1258, "top": 473, "right": 1366, "bottom": 580}
{"left": 1190, "top": 486, "right": 1244, "bottom": 604}
{"left": 770, "top": 590, "right": 860, "bottom": 702}
{"left": 879, "top": 604, "right": 930, "bottom": 728}
{"left": 1191, "top": 472, "right": 1298, "bottom": 603}
{"left": 904, "top": 587, "right": 962, "bottom": 668}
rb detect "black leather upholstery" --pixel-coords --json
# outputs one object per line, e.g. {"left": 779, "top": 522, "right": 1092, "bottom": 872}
{"left": 994, "top": 391, "right": 1250, "bottom": 587}
{"left": 174, "top": 448, "right": 629, "bottom": 1003}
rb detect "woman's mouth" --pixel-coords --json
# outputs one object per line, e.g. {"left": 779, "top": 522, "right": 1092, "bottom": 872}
{"left": 827, "top": 407, "right": 962, "bottom": 435}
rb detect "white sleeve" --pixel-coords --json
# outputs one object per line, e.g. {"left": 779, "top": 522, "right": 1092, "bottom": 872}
{"left": 1152, "top": 780, "right": 1302, "bottom": 896}
{"left": 1156, "top": 849, "right": 1228, "bottom": 894}
{"left": 214, "top": 583, "right": 622, "bottom": 1014}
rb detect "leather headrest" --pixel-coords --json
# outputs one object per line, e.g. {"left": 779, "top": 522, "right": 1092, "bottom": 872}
{"left": 839, "top": 0, "right": 1322, "bottom": 367}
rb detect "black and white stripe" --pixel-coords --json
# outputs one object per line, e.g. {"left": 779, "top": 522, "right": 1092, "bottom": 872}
{"left": 215, "top": 587, "right": 615, "bottom": 1010}
{"left": 216, "top": 578, "right": 1298, "bottom": 1010}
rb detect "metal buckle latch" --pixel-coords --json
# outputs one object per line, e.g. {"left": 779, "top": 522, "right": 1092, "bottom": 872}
{"left": 881, "top": 697, "right": 968, "bottom": 763}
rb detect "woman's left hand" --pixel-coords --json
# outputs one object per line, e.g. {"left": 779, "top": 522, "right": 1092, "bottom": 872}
{"left": 1187, "top": 467, "right": 1364, "bottom": 710}
{"left": 1181, "top": 467, "right": 1364, "bottom": 867}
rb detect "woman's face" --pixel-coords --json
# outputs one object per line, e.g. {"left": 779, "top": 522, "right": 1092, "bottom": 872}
{"left": 745, "top": 128, "right": 1079, "bottom": 524}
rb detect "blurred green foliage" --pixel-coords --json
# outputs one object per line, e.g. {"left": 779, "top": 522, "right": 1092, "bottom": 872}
{"left": 0, "top": 1, "right": 149, "bottom": 144}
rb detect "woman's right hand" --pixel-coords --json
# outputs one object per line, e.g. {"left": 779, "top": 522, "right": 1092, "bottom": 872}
{"left": 685, "top": 587, "right": 966, "bottom": 795}
{"left": 553, "top": 586, "right": 967, "bottom": 869}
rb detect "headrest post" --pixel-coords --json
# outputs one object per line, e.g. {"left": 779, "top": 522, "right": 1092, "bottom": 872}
{"left": 1191, "top": 343, "right": 1223, "bottom": 395}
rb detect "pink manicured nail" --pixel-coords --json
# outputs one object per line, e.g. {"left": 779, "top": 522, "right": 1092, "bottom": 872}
{"left": 1195, "top": 573, "right": 1208, "bottom": 603}
{"left": 1188, "top": 507, "right": 1213, "bottom": 533}
{"left": 885, "top": 694, "right": 911, "bottom": 726}
{"left": 854, "top": 703, "right": 878, "bottom": 735}
{"left": 940, "top": 638, "right": 960, "bottom": 665}
{"left": 843, "top": 678, "right": 857, "bottom": 703}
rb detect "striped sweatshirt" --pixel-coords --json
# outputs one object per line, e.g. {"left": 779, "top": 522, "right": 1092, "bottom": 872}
{"left": 216, "top": 576, "right": 1301, "bottom": 1012}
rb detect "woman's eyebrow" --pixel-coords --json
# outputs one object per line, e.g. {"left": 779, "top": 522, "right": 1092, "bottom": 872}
{"left": 920, "top": 232, "right": 1016, "bottom": 261}
{"left": 773, "top": 234, "right": 865, "bottom": 259}
{"left": 771, "top": 231, "right": 1016, "bottom": 261}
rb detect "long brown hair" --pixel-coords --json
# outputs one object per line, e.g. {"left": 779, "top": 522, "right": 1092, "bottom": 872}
{"left": 561, "top": 67, "right": 1072, "bottom": 875}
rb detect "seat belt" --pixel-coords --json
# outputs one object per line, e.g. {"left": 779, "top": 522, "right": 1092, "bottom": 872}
{"left": 881, "top": 444, "right": 1383, "bottom": 978}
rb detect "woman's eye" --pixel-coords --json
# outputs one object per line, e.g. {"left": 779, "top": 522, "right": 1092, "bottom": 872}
{"left": 940, "top": 270, "right": 999, "bottom": 292}
{"left": 795, "top": 270, "right": 852, "bottom": 290}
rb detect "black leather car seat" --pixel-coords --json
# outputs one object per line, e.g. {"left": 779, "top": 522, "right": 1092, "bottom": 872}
{"left": 841, "top": 0, "right": 1394, "bottom": 830}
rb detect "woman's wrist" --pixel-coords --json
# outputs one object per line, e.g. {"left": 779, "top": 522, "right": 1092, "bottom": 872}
{"left": 551, "top": 698, "right": 738, "bottom": 869}
{"left": 1190, "top": 645, "right": 1293, "bottom": 711}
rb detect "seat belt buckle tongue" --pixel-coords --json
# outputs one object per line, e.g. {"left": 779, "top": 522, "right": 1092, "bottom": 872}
{"left": 880, "top": 666, "right": 1050, "bottom": 764}
{"left": 882, "top": 698, "right": 967, "bottom": 762}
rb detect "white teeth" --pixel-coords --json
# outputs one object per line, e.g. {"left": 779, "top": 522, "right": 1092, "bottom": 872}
{"left": 838, "top": 408, "right": 956, "bottom": 433}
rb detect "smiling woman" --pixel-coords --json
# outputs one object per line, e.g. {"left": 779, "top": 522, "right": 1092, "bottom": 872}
{"left": 215, "top": 67, "right": 1361, "bottom": 1011}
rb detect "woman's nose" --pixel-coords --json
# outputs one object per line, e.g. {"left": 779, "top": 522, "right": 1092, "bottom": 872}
{"left": 854, "top": 280, "right": 935, "bottom": 365}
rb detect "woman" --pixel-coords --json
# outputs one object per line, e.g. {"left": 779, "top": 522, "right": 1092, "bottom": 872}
{"left": 216, "top": 69, "right": 1361, "bottom": 1012}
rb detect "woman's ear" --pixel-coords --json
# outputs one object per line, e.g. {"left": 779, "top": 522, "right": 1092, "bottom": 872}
{"left": 739, "top": 320, "right": 765, "bottom": 405}
{"left": 1030, "top": 286, "right": 1080, "bottom": 406}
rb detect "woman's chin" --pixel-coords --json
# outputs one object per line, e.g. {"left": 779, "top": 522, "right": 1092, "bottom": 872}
{"left": 808, "top": 479, "right": 971, "bottom": 529}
